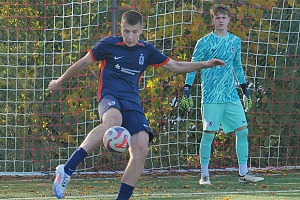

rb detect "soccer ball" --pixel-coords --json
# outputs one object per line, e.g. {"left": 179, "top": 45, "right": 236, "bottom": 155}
{"left": 103, "top": 126, "right": 131, "bottom": 153}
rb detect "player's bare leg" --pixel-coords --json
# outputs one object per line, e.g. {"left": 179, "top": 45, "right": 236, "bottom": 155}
{"left": 116, "top": 130, "right": 149, "bottom": 199}
{"left": 80, "top": 108, "right": 122, "bottom": 153}
{"left": 53, "top": 108, "right": 122, "bottom": 199}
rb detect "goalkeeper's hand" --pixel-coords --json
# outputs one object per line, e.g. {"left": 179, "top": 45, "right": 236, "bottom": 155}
{"left": 241, "top": 83, "right": 252, "bottom": 112}
{"left": 180, "top": 84, "right": 194, "bottom": 112}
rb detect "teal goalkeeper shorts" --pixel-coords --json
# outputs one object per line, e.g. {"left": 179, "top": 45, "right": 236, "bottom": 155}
{"left": 201, "top": 100, "right": 247, "bottom": 133}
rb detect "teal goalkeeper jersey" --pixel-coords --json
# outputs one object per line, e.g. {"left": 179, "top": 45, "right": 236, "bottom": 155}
{"left": 185, "top": 32, "right": 246, "bottom": 103}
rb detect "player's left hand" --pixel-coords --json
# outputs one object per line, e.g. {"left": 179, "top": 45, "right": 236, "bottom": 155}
{"left": 241, "top": 83, "right": 252, "bottom": 112}
{"left": 243, "top": 95, "right": 252, "bottom": 112}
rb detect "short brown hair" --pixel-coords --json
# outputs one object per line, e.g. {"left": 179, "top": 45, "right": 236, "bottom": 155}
{"left": 210, "top": 4, "right": 231, "bottom": 17}
{"left": 122, "top": 10, "right": 143, "bottom": 26}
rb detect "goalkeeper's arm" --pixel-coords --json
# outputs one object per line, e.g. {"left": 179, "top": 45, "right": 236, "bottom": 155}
{"left": 180, "top": 84, "right": 194, "bottom": 111}
{"left": 241, "top": 83, "right": 252, "bottom": 112}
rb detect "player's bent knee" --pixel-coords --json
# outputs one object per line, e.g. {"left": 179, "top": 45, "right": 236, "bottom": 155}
{"left": 235, "top": 126, "right": 248, "bottom": 132}
{"left": 131, "top": 140, "right": 148, "bottom": 154}
{"left": 235, "top": 128, "right": 248, "bottom": 140}
{"left": 102, "top": 116, "right": 122, "bottom": 128}
{"left": 102, "top": 108, "right": 122, "bottom": 126}
{"left": 201, "top": 132, "right": 215, "bottom": 144}
{"left": 130, "top": 146, "right": 148, "bottom": 160}
{"left": 129, "top": 134, "right": 149, "bottom": 159}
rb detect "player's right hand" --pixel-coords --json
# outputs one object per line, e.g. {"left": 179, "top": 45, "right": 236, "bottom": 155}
{"left": 48, "top": 80, "right": 62, "bottom": 93}
{"left": 206, "top": 58, "right": 225, "bottom": 68}
{"left": 180, "top": 84, "right": 194, "bottom": 112}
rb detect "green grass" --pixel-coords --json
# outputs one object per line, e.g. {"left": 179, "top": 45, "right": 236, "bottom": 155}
{"left": 0, "top": 170, "right": 299, "bottom": 199}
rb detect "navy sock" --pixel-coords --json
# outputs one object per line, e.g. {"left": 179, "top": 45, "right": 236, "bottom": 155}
{"left": 116, "top": 183, "right": 134, "bottom": 200}
{"left": 64, "top": 147, "right": 88, "bottom": 176}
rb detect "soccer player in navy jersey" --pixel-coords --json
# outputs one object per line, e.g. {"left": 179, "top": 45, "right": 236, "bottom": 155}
{"left": 49, "top": 10, "right": 225, "bottom": 199}
{"left": 180, "top": 4, "right": 264, "bottom": 185}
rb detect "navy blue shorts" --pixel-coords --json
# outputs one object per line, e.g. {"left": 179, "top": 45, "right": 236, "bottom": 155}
{"left": 98, "top": 95, "right": 153, "bottom": 142}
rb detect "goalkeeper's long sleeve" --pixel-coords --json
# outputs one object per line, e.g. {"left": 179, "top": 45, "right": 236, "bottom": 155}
{"left": 232, "top": 39, "right": 246, "bottom": 85}
{"left": 185, "top": 71, "right": 197, "bottom": 86}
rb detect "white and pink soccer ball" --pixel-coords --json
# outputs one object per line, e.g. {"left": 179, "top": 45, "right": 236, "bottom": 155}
{"left": 103, "top": 126, "right": 131, "bottom": 153}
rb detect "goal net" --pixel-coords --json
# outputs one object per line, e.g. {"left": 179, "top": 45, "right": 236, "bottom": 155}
{"left": 0, "top": 0, "right": 299, "bottom": 175}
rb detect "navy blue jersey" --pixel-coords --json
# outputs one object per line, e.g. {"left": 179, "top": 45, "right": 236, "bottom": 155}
{"left": 90, "top": 36, "right": 170, "bottom": 107}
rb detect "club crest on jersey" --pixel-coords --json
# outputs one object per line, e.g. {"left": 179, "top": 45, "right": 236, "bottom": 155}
{"left": 231, "top": 46, "right": 235, "bottom": 53}
{"left": 139, "top": 54, "right": 144, "bottom": 65}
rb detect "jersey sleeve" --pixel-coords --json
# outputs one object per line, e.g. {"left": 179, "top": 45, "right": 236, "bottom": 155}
{"left": 147, "top": 43, "right": 170, "bottom": 68}
{"left": 185, "top": 39, "right": 205, "bottom": 86}
{"left": 232, "top": 38, "right": 246, "bottom": 85}
{"left": 90, "top": 38, "right": 108, "bottom": 61}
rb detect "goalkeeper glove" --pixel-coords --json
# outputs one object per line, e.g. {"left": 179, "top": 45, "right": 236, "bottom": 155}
{"left": 241, "top": 83, "right": 252, "bottom": 112}
{"left": 180, "top": 84, "right": 194, "bottom": 112}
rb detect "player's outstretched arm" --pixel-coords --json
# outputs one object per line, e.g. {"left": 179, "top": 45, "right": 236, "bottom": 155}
{"left": 48, "top": 52, "right": 94, "bottom": 93}
{"left": 162, "top": 58, "right": 225, "bottom": 73}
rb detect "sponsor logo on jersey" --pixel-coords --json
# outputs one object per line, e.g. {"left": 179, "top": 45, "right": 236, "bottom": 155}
{"left": 115, "top": 64, "right": 121, "bottom": 69}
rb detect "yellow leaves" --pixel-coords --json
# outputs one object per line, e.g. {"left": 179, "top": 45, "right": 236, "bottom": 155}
{"left": 290, "top": 0, "right": 300, "bottom": 7}
{"left": 260, "top": 185, "right": 270, "bottom": 190}
{"left": 40, "top": 136, "right": 46, "bottom": 140}
{"left": 236, "top": 14, "right": 244, "bottom": 21}
{"left": 146, "top": 78, "right": 157, "bottom": 89}
{"left": 60, "top": 131, "right": 76, "bottom": 144}
{"left": 237, "top": 5, "right": 248, "bottom": 15}
{"left": 85, "top": 185, "right": 94, "bottom": 190}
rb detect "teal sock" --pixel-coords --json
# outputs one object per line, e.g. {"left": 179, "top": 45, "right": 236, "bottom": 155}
{"left": 239, "top": 164, "right": 248, "bottom": 176}
{"left": 200, "top": 132, "right": 215, "bottom": 176}
{"left": 235, "top": 129, "right": 249, "bottom": 175}
{"left": 201, "top": 164, "right": 209, "bottom": 177}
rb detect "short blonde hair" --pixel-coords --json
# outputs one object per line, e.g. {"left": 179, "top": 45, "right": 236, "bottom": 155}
{"left": 210, "top": 4, "right": 231, "bottom": 17}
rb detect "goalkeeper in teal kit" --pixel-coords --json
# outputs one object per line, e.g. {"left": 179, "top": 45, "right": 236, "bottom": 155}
{"left": 181, "top": 4, "right": 264, "bottom": 185}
